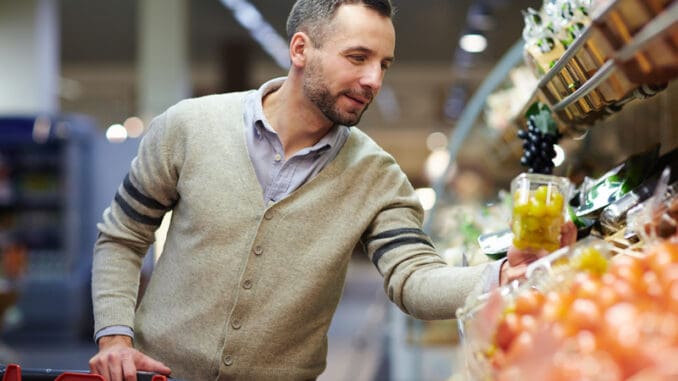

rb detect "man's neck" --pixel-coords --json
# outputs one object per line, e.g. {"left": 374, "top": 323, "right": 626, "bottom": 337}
{"left": 263, "top": 79, "right": 334, "bottom": 159}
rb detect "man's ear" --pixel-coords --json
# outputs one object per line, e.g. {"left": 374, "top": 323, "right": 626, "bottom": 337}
{"left": 290, "top": 32, "right": 310, "bottom": 68}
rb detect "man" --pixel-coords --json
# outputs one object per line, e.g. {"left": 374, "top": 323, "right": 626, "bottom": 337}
{"left": 89, "top": 1, "right": 574, "bottom": 380}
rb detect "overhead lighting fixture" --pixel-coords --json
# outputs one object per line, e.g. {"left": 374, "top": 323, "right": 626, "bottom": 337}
{"left": 123, "top": 116, "right": 145, "bottom": 138}
{"left": 552, "top": 144, "right": 566, "bottom": 167}
{"left": 426, "top": 132, "right": 448, "bottom": 151}
{"left": 414, "top": 188, "right": 436, "bottom": 211}
{"left": 106, "top": 124, "right": 128, "bottom": 143}
{"left": 219, "top": 0, "right": 290, "bottom": 70}
{"left": 459, "top": 33, "right": 487, "bottom": 53}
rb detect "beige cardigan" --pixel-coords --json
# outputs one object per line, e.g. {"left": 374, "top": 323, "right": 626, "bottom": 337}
{"left": 92, "top": 91, "right": 493, "bottom": 380}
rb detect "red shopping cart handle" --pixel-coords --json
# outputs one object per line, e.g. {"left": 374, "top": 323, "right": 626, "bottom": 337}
{"left": 0, "top": 364, "right": 184, "bottom": 381}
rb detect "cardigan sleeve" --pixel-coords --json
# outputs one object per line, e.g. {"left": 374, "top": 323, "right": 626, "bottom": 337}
{"left": 360, "top": 159, "right": 500, "bottom": 320}
{"left": 92, "top": 109, "right": 182, "bottom": 334}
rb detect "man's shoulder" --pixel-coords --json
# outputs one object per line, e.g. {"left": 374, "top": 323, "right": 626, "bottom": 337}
{"left": 151, "top": 90, "right": 255, "bottom": 140}
{"left": 171, "top": 90, "right": 255, "bottom": 114}
{"left": 344, "top": 127, "right": 392, "bottom": 160}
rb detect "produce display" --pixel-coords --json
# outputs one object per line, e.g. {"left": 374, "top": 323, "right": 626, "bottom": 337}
{"left": 449, "top": 0, "right": 678, "bottom": 379}
{"left": 522, "top": 0, "right": 593, "bottom": 77}
{"left": 459, "top": 237, "right": 678, "bottom": 380}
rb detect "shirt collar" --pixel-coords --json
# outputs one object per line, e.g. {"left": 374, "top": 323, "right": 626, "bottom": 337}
{"left": 244, "top": 77, "right": 348, "bottom": 154}
{"left": 245, "top": 77, "right": 285, "bottom": 139}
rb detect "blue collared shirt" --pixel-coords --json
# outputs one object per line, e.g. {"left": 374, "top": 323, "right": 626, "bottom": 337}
{"left": 243, "top": 77, "right": 350, "bottom": 204}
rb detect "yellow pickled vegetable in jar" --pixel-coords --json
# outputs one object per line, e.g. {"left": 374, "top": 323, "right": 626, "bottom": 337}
{"left": 512, "top": 184, "right": 565, "bottom": 252}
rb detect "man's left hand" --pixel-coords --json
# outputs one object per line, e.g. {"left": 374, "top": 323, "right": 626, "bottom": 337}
{"left": 499, "top": 220, "right": 577, "bottom": 285}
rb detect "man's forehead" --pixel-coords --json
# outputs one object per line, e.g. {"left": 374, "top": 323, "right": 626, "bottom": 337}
{"left": 327, "top": 5, "right": 395, "bottom": 51}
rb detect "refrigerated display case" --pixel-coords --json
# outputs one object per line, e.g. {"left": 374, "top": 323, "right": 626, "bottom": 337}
{"left": 388, "top": 1, "right": 678, "bottom": 379}
{"left": 0, "top": 115, "right": 97, "bottom": 342}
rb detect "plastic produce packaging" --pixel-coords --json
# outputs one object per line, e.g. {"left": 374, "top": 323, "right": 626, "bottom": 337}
{"left": 457, "top": 236, "right": 678, "bottom": 380}
{"left": 511, "top": 173, "right": 573, "bottom": 253}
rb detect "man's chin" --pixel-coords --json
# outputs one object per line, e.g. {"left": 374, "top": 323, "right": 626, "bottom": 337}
{"left": 335, "top": 112, "right": 362, "bottom": 126}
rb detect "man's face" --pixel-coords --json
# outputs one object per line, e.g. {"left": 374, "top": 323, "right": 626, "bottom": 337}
{"left": 303, "top": 4, "right": 395, "bottom": 126}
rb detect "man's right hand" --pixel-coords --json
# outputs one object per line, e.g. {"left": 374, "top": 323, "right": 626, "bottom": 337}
{"left": 89, "top": 335, "right": 172, "bottom": 381}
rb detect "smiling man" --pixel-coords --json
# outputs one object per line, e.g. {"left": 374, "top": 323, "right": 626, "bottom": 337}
{"left": 88, "top": 1, "right": 570, "bottom": 380}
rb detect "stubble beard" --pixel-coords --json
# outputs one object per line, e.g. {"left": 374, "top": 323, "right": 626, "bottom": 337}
{"left": 303, "top": 59, "right": 372, "bottom": 127}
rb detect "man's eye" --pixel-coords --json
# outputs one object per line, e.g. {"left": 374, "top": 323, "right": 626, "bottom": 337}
{"left": 349, "top": 55, "right": 366, "bottom": 63}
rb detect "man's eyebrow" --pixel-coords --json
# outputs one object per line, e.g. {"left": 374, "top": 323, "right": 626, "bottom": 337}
{"left": 342, "top": 46, "right": 395, "bottom": 62}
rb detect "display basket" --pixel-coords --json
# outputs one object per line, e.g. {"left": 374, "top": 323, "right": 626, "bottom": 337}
{"left": 0, "top": 364, "right": 182, "bottom": 381}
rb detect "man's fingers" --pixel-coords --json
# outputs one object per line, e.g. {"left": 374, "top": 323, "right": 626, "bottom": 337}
{"left": 106, "top": 352, "right": 123, "bottom": 381}
{"left": 134, "top": 352, "right": 172, "bottom": 375}
{"left": 500, "top": 261, "right": 528, "bottom": 285}
{"left": 121, "top": 356, "right": 137, "bottom": 381}
{"left": 561, "top": 220, "right": 577, "bottom": 246}
{"left": 506, "top": 245, "right": 539, "bottom": 266}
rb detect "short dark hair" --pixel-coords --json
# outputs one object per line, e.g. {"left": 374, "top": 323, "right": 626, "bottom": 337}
{"left": 286, "top": 0, "right": 394, "bottom": 47}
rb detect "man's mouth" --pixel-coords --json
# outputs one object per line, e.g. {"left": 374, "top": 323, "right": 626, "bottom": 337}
{"left": 344, "top": 93, "right": 371, "bottom": 106}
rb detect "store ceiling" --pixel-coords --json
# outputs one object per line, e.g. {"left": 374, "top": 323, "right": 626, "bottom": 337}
{"left": 60, "top": 0, "right": 539, "bottom": 66}
{"left": 57, "top": 0, "right": 541, "bottom": 187}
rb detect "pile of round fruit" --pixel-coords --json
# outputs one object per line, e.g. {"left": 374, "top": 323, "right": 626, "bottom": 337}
{"left": 477, "top": 241, "right": 678, "bottom": 380}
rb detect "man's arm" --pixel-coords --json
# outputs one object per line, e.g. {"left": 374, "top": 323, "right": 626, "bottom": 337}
{"left": 361, "top": 155, "right": 578, "bottom": 320}
{"left": 91, "top": 110, "right": 182, "bottom": 380}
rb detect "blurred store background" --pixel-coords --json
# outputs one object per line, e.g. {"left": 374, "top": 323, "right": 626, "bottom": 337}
{"left": 0, "top": 0, "right": 677, "bottom": 380}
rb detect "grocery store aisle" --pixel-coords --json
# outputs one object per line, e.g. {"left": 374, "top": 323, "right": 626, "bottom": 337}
{"left": 319, "top": 257, "right": 388, "bottom": 381}
{"left": 0, "top": 257, "right": 388, "bottom": 380}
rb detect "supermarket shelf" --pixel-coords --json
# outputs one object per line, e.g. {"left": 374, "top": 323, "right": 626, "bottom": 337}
{"left": 507, "top": 0, "right": 678, "bottom": 133}
{"left": 552, "top": 1, "right": 678, "bottom": 114}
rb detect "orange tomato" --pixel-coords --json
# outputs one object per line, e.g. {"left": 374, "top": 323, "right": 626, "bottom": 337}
{"left": 541, "top": 291, "right": 573, "bottom": 323}
{"left": 574, "top": 330, "right": 598, "bottom": 354}
{"left": 609, "top": 255, "right": 645, "bottom": 291}
{"left": 600, "top": 303, "right": 651, "bottom": 378}
{"left": 566, "top": 298, "right": 601, "bottom": 332}
{"left": 514, "top": 289, "right": 545, "bottom": 316}
{"left": 602, "top": 273, "right": 638, "bottom": 303}
{"left": 495, "top": 312, "right": 521, "bottom": 352}
{"left": 572, "top": 272, "right": 602, "bottom": 300}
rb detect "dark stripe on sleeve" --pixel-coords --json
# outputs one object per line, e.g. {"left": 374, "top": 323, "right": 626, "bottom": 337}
{"left": 114, "top": 192, "right": 164, "bottom": 226}
{"left": 364, "top": 228, "right": 425, "bottom": 245}
{"left": 371, "top": 237, "right": 434, "bottom": 266}
{"left": 123, "top": 174, "right": 168, "bottom": 210}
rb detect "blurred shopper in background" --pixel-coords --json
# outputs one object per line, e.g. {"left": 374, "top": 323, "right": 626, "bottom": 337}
{"left": 89, "top": 0, "right": 575, "bottom": 380}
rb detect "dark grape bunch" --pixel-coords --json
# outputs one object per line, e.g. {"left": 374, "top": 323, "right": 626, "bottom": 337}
{"left": 517, "top": 115, "right": 562, "bottom": 174}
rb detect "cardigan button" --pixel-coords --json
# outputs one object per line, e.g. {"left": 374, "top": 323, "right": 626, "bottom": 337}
{"left": 231, "top": 319, "right": 242, "bottom": 330}
{"left": 254, "top": 246, "right": 263, "bottom": 255}
{"left": 264, "top": 210, "right": 274, "bottom": 220}
{"left": 223, "top": 355, "right": 233, "bottom": 366}
{"left": 243, "top": 279, "right": 252, "bottom": 289}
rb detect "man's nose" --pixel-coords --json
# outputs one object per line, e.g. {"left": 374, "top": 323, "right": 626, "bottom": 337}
{"left": 360, "top": 63, "right": 384, "bottom": 93}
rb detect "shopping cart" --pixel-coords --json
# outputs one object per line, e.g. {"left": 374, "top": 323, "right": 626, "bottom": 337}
{"left": 0, "top": 364, "right": 183, "bottom": 381}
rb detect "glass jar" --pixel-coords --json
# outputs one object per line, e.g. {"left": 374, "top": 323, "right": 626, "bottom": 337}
{"left": 511, "top": 173, "right": 573, "bottom": 253}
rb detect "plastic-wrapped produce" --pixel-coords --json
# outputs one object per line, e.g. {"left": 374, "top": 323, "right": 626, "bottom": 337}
{"left": 457, "top": 236, "right": 678, "bottom": 380}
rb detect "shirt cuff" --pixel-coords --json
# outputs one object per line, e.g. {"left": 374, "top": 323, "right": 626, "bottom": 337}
{"left": 481, "top": 258, "right": 507, "bottom": 294}
{"left": 94, "top": 325, "right": 134, "bottom": 343}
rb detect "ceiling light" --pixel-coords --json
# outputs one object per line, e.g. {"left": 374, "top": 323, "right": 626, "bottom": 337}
{"left": 552, "top": 144, "right": 566, "bottom": 167}
{"left": 123, "top": 117, "right": 145, "bottom": 138}
{"left": 414, "top": 188, "right": 436, "bottom": 211}
{"left": 459, "top": 33, "right": 487, "bottom": 53}
{"left": 106, "top": 124, "right": 128, "bottom": 143}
